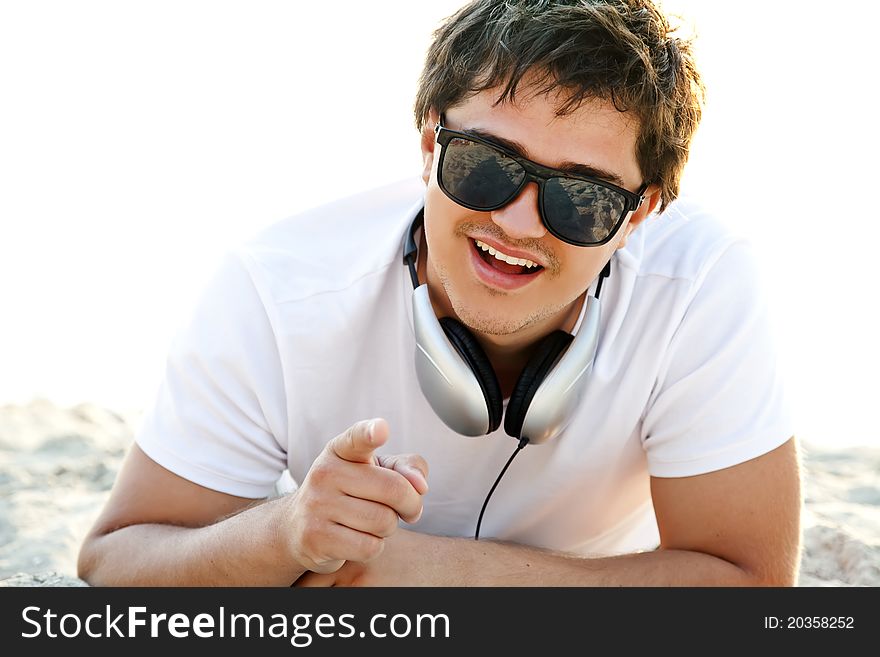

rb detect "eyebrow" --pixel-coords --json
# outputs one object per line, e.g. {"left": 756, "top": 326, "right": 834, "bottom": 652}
{"left": 463, "top": 127, "right": 628, "bottom": 188}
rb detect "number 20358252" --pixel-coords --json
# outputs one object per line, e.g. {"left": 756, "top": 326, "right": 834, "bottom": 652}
{"left": 764, "top": 616, "right": 854, "bottom": 629}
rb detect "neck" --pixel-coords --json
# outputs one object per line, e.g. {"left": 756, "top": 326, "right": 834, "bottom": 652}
{"left": 475, "top": 295, "right": 584, "bottom": 397}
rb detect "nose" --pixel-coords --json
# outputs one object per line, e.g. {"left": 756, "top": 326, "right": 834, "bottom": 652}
{"left": 490, "top": 181, "right": 547, "bottom": 241}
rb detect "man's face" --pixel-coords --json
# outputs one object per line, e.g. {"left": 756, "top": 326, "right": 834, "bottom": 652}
{"left": 420, "top": 86, "right": 650, "bottom": 337}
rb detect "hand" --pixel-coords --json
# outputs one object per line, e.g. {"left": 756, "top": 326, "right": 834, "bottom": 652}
{"left": 283, "top": 418, "right": 428, "bottom": 575}
{"left": 293, "top": 529, "right": 442, "bottom": 587}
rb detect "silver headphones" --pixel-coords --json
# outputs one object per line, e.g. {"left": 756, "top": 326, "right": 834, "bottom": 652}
{"left": 404, "top": 210, "right": 608, "bottom": 445}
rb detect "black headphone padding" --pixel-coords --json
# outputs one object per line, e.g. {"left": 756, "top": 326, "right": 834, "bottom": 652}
{"left": 438, "top": 317, "right": 504, "bottom": 433}
{"left": 503, "top": 330, "right": 574, "bottom": 439}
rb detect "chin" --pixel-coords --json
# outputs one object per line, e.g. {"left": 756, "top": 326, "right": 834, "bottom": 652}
{"left": 454, "top": 307, "right": 531, "bottom": 337}
{"left": 446, "top": 282, "right": 548, "bottom": 336}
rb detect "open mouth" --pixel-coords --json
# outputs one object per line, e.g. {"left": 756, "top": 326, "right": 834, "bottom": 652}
{"left": 471, "top": 238, "right": 545, "bottom": 276}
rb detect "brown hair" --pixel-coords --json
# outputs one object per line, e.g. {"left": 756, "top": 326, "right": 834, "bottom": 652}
{"left": 414, "top": 0, "right": 705, "bottom": 211}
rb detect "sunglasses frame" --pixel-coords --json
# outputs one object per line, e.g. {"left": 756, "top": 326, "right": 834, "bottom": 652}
{"left": 435, "top": 117, "right": 648, "bottom": 247}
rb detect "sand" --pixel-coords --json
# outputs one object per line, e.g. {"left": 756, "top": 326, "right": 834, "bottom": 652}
{"left": 1, "top": 399, "right": 877, "bottom": 587}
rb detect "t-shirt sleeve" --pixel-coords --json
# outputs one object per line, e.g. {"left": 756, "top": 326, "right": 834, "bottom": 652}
{"left": 642, "top": 240, "right": 794, "bottom": 477}
{"left": 135, "top": 249, "right": 289, "bottom": 498}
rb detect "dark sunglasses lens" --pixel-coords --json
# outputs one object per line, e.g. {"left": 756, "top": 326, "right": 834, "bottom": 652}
{"left": 440, "top": 137, "right": 525, "bottom": 208}
{"left": 542, "top": 178, "right": 627, "bottom": 244}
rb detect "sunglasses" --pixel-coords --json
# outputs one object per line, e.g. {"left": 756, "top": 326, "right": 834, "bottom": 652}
{"left": 434, "top": 116, "right": 648, "bottom": 247}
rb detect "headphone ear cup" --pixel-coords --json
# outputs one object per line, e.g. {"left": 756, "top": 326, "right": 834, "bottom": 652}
{"left": 504, "top": 330, "right": 574, "bottom": 439}
{"left": 438, "top": 317, "right": 504, "bottom": 433}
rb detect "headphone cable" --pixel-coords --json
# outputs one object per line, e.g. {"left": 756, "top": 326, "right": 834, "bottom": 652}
{"left": 475, "top": 436, "right": 529, "bottom": 540}
{"left": 472, "top": 261, "right": 609, "bottom": 539}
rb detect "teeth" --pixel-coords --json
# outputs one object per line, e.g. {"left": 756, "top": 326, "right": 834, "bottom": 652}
{"left": 475, "top": 240, "right": 539, "bottom": 269}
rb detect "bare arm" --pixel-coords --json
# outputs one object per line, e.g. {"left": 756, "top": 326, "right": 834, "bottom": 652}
{"left": 297, "top": 437, "right": 802, "bottom": 586}
{"left": 78, "top": 419, "right": 428, "bottom": 586}
{"left": 77, "top": 444, "right": 298, "bottom": 586}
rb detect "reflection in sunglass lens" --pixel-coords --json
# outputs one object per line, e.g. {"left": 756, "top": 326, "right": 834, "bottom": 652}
{"left": 440, "top": 138, "right": 525, "bottom": 208}
{"left": 543, "top": 178, "right": 627, "bottom": 244}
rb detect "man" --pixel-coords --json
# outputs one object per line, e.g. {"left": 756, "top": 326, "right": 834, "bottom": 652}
{"left": 78, "top": 0, "right": 800, "bottom": 586}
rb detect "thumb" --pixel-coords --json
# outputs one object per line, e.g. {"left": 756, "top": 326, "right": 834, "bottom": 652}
{"left": 330, "top": 418, "right": 388, "bottom": 464}
{"left": 376, "top": 453, "right": 429, "bottom": 495}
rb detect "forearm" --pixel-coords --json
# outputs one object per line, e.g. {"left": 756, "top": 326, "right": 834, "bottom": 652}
{"left": 426, "top": 537, "right": 759, "bottom": 586}
{"left": 78, "top": 497, "right": 303, "bottom": 587}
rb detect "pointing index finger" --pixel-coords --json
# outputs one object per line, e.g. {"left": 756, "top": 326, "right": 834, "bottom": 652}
{"left": 330, "top": 418, "right": 388, "bottom": 464}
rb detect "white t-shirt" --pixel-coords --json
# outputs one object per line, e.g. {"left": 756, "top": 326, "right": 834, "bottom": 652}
{"left": 136, "top": 177, "right": 793, "bottom": 556}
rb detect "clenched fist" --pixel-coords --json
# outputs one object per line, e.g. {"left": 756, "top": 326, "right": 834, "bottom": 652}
{"left": 283, "top": 418, "right": 428, "bottom": 575}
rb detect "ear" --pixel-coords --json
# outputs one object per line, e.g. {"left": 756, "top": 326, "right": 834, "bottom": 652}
{"left": 420, "top": 108, "right": 440, "bottom": 185}
{"left": 616, "top": 183, "right": 662, "bottom": 250}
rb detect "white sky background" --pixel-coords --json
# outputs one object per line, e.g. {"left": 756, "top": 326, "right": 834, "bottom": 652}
{"left": 1, "top": 1, "right": 878, "bottom": 447}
